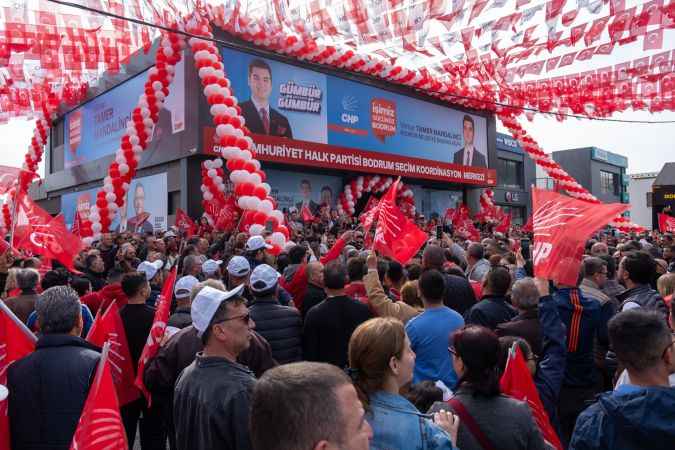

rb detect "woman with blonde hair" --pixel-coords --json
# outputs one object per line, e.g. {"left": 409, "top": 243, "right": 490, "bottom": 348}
{"left": 656, "top": 272, "right": 675, "bottom": 309}
{"left": 2, "top": 268, "right": 20, "bottom": 299}
{"left": 348, "top": 317, "right": 460, "bottom": 449}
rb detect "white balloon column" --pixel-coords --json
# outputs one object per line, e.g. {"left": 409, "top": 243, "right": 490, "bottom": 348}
{"left": 187, "top": 17, "right": 289, "bottom": 253}
{"left": 84, "top": 30, "right": 186, "bottom": 243}
{"left": 337, "top": 175, "right": 416, "bottom": 218}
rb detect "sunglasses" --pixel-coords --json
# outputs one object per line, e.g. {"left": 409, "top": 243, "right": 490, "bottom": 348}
{"left": 216, "top": 313, "right": 251, "bottom": 325}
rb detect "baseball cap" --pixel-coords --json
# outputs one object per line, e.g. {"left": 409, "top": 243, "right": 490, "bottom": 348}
{"left": 246, "top": 235, "right": 273, "bottom": 252}
{"left": 202, "top": 259, "right": 223, "bottom": 275}
{"left": 164, "top": 230, "right": 177, "bottom": 238}
{"left": 174, "top": 275, "right": 199, "bottom": 299}
{"left": 138, "top": 260, "right": 164, "bottom": 281}
{"left": 191, "top": 284, "right": 245, "bottom": 337}
{"left": 249, "top": 264, "right": 281, "bottom": 293}
{"left": 227, "top": 256, "right": 251, "bottom": 277}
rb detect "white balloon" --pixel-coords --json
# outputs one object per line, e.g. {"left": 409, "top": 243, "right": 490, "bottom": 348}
{"left": 213, "top": 159, "right": 223, "bottom": 168}
{"left": 132, "top": 145, "right": 143, "bottom": 154}
{"left": 210, "top": 104, "right": 228, "bottom": 116}
{"left": 270, "top": 210, "right": 284, "bottom": 224}
{"left": 270, "top": 232, "right": 286, "bottom": 247}
{"left": 260, "top": 200, "right": 273, "bottom": 214}
{"left": 119, "top": 164, "right": 129, "bottom": 175}
{"left": 247, "top": 196, "right": 261, "bottom": 211}
{"left": 204, "top": 191, "right": 213, "bottom": 201}
{"left": 241, "top": 150, "right": 252, "bottom": 161}
{"left": 115, "top": 154, "right": 125, "bottom": 165}
{"left": 251, "top": 160, "right": 261, "bottom": 171}
{"left": 204, "top": 160, "right": 213, "bottom": 170}
{"left": 105, "top": 193, "right": 117, "bottom": 203}
{"left": 237, "top": 196, "right": 248, "bottom": 209}
{"left": 249, "top": 173, "right": 262, "bottom": 186}
{"left": 104, "top": 184, "right": 114, "bottom": 193}
{"left": 201, "top": 184, "right": 207, "bottom": 193}
{"left": 207, "top": 169, "right": 217, "bottom": 178}
{"left": 92, "top": 222, "right": 102, "bottom": 233}
{"left": 261, "top": 183, "right": 271, "bottom": 195}
{"left": 249, "top": 224, "right": 264, "bottom": 236}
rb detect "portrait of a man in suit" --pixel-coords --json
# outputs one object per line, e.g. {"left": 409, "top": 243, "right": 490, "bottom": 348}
{"left": 126, "top": 183, "right": 154, "bottom": 234}
{"left": 453, "top": 114, "right": 487, "bottom": 168}
{"left": 295, "top": 179, "right": 319, "bottom": 215}
{"left": 240, "top": 59, "right": 293, "bottom": 138}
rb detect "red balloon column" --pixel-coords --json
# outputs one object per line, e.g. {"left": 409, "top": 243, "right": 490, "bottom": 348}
{"left": 186, "top": 17, "right": 288, "bottom": 252}
{"left": 337, "top": 175, "right": 416, "bottom": 218}
{"left": 84, "top": 31, "right": 186, "bottom": 243}
{"left": 497, "top": 110, "right": 643, "bottom": 233}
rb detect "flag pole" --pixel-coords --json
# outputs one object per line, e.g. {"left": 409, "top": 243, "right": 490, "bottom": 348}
{"left": 8, "top": 184, "right": 21, "bottom": 249}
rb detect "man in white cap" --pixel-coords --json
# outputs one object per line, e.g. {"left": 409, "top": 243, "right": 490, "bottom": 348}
{"left": 174, "top": 285, "right": 256, "bottom": 450}
{"left": 245, "top": 235, "right": 272, "bottom": 270}
{"left": 137, "top": 260, "right": 165, "bottom": 307}
{"left": 248, "top": 264, "right": 302, "bottom": 364}
{"left": 168, "top": 275, "right": 200, "bottom": 329}
{"left": 202, "top": 259, "right": 223, "bottom": 281}
{"left": 226, "top": 255, "right": 252, "bottom": 301}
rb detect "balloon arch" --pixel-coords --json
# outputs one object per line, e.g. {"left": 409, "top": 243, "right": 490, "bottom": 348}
{"left": 1, "top": 1, "right": 668, "bottom": 236}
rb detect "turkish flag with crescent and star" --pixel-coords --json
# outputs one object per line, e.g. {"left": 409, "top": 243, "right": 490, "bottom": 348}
{"left": 531, "top": 188, "right": 629, "bottom": 285}
{"left": 134, "top": 268, "right": 177, "bottom": 406}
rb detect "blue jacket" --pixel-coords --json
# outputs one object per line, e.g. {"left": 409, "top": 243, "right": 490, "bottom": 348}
{"left": 553, "top": 288, "right": 607, "bottom": 387}
{"left": 367, "top": 391, "right": 457, "bottom": 450}
{"left": 570, "top": 385, "right": 675, "bottom": 450}
{"left": 534, "top": 295, "right": 567, "bottom": 435}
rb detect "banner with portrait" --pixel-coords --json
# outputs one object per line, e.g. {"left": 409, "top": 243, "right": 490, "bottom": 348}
{"left": 265, "top": 169, "right": 343, "bottom": 215}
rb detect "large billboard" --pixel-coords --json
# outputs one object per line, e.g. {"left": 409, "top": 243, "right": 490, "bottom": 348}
{"left": 265, "top": 169, "right": 343, "bottom": 214}
{"left": 64, "top": 55, "right": 186, "bottom": 169}
{"left": 205, "top": 47, "right": 496, "bottom": 186}
{"left": 61, "top": 172, "right": 168, "bottom": 232}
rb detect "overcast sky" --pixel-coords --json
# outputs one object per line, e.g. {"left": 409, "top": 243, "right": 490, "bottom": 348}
{"left": 2, "top": 110, "right": 673, "bottom": 178}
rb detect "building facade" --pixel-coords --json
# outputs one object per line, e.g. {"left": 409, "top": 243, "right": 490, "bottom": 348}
{"left": 35, "top": 34, "right": 502, "bottom": 230}
{"left": 551, "top": 147, "right": 630, "bottom": 205}
{"left": 492, "top": 133, "right": 537, "bottom": 224}
{"left": 628, "top": 172, "right": 658, "bottom": 229}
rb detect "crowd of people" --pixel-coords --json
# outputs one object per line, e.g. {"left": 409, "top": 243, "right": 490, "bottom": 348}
{"left": 2, "top": 212, "right": 675, "bottom": 450}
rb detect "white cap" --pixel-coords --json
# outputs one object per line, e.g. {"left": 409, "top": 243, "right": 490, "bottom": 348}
{"left": 174, "top": 275, "right": 199, "bottom": 299}
{"left": 202, "top": 259, "right": 223, "bottom": 275}
{"left": 138, "top": 260, "right": 164, "bottom": 281}
{"left": 0, "top": 384, "right": 7, "bottom": 402}
{"left": 227, "top": 256, "right": 251, "bottom": 277}
{"left": 249, "top": 264, "right": 281, "bottom": 293}
{"left": 246, "top": 235, "right": 273, "bottom": 252}
{"left": 191, "top": 285, "right": 245, "bottom": 337}
{"left": 164, "top": 230, "right": 177, "bottom": 238}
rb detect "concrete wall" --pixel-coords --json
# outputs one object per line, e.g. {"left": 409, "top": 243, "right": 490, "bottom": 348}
{"left": 628, "top": 175, "right": 656, "bottom": 228}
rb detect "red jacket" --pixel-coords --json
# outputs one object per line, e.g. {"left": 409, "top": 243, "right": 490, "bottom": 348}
{"left": 279, "top": 239, "right": 346, "bottom": 311}
{"left": 82, "top": 283, "right": 129, "bottom": 316}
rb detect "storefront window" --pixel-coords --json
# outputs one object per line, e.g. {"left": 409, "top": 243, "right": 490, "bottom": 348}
{"left": 501, "top": 205, "right": 525, "bottom": 225}
{"left": 600, "top": 170, "right": 619, "bottom": 195}
{"left": 497, "top": 158, "right": 524, "bottom": 189}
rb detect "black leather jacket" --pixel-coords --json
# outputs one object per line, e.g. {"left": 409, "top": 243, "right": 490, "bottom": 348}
{"left": 173, "top": 353, "right": 255, "bottom": 450}
{"left": 8, "top": 334, "right": 100, "bottom": 450}
{"left": 617, "top": 284, "right": 668, "bottom": 318}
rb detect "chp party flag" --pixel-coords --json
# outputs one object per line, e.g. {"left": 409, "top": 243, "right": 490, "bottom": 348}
{"left": 301, "top": 204, "right": 316, "bottom": 223}
{"left": 134, "top": 268, "right": 177, "bottom": 405}
{"left": 500, "top": 344, "right": 562, "bottom": 450}
{"left": 70, "top": 342, "right": 128, "bottom": 450}
{"left": 373, "top": 178, "right": 427, "bottom": 264}
{"left": 658, "top": 213, "right": 675, "bottom": 233}
{"left": 531, "top": 188, "right": 628, "bottom": 286}
{"left": 0, "top": 301, "right": 37, "bottom": 450}
{"left": 86, "top": 301, "right": 140, "bottom": 406}
{"left": 16, "top": 211, "right": 83, "bottom": 273}
{"left": 175, "top": 208, "right": 197, "bottom": 237}
{"left": 452, "top": 204, "right": 480, "bottom": 241}
{"left": 494, "top": 213, "right": 512, "bottom": 234}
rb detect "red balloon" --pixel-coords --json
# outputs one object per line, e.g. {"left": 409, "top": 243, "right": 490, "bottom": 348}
{"left": 240, "top": 182, "right": 255, "bottom": 196}
{"left": 275, "top": 225, "right": 289, "bottom": 240}
{"left": 256, "top": 170, "right": 267, "bottom": 182}
{"left": 253, "top": 211, "right": 267, "bottom": 225}
{"left": 243, "top": 161, "right": 257, "bottom": 173}
{"left": 253, "top": 185, "right": 267, "bottom": 200}
{"left": 267, "top": 244, "right": 282, "bottom": 256}
{"left": 268, "top": 216, "right": 280, "bottom": 228}
{"left": 96, "top": 198, "right": 107, "bottom": 208}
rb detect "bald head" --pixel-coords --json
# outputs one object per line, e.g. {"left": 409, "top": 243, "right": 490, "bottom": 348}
{"left": 307, "top": 261, "right": 324, "bottom": 286}
{"left": 591, "top": 242, "right": 609, "bottom": 256}
{"left": 422, "top": 245, "right": 445, "bottom": 270}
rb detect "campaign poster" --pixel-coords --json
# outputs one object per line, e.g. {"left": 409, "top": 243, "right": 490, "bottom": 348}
{"left": 64, "top": 55, "right": 186, "bottom": 169}
{"left": 61, "top": 172, "right": 168, "bottom": 232}
{"left": 327, "top": 77, "right": 489, "bottom": 168}
{"left": 428, "top": 190, "right": 463, "bottom": 217}
{"left": 265, "top": 169, "right": 342, "bottom": 214}
{"left": 220, "top": 47, "right": 328, "bottom": 144}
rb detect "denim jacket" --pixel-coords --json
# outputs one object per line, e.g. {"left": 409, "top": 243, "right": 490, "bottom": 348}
{"left": 367, "top": 391, "right": 457, "bottom": 450}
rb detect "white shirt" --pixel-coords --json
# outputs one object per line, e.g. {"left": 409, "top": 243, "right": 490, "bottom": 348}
{"left": 463, "top": 145, "right": 475, "bottom": 166}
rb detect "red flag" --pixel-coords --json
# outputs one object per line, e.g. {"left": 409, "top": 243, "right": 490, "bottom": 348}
{"left": 658, "top": 213, "right": 675, "bottom": 233}
{"left": 134, "top": 268, "right": 177, "bottom": 405}
{"left": 359, "top": 197, "right": 381, "bottom": 248}
{"left": 175, "top": 208, "right": 197, "bottom": 237}
{"left": 70, "top": 342, "right": 128, "bottom": 450}
{"left": 500, "top": 345, "right": 563, "bottom": 450}
{"left": 301, "top": 204, "right": 315, "bottom": 223}
{"left": 0, "top": 301, "right": 37, "bottom": 450}
{"left": 86, "top": 302, "right": 140, "bottom": 406}
{"left": 495, "top": 213, "right": 512, "bottom": 234}
{"left": 531, "top": 188, "right": 628, "bottom": 286}
{"left": 373, "top": 179, "right": 427, "bottom": 264}
{"left": 15, "top": 201, "right": 83, "bottom": 272}
{"left": 452, "top": 204, "right": 480, "bottom": 241}
{"left": 215, "top": 197, "right": 239, "bottom": 233}
{"left": 523, "top": 214, "right": 534, "bottom": 233}
{"left": 0, "top": 165, "right": 23, "bottom": 195}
